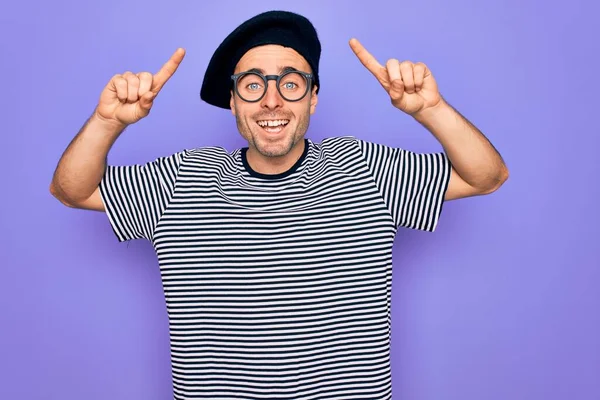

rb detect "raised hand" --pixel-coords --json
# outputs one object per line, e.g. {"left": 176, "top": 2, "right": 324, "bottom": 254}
{"left": 349, "top": 38, "right": 441, "bottom": 116}
{"left": 95, "top": 48, "right": 186, "bottom": 127}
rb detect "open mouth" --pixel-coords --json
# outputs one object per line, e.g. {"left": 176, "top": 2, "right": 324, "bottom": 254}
{"left": 256, "top": 119, "right": 290, "bottom": 134}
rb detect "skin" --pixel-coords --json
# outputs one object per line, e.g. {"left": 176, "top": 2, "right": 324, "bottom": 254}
{"left": 229, "top": 45, "right": 318, "bottom": 175}
{"left": 348, "top": 38, "right": 508, "bottom": 200}
{"left": 50, "top": 37, "right": 508, "bottom": 212}
{"left": 49, "top": 48, "right": 186, "bottom": 211}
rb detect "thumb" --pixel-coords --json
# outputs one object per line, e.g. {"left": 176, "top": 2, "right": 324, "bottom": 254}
{"left": 139, "top": 91, "right": 156, "bottom": 110}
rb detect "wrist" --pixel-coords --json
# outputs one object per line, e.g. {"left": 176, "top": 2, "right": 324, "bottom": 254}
{"left": 91, "top": 110, "right": 128, "bottom": 135}
{"left": 412, "top": 98, "right": 449, "bottom": 125}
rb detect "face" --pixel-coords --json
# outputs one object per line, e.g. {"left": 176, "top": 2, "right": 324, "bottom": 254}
{"left": 230, "top": 45, "right": 318, "bottom": 159}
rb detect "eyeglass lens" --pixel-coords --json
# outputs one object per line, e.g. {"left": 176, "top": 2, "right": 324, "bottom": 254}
{"left": 236, "top": 72, "right": 308, "bottom": 102}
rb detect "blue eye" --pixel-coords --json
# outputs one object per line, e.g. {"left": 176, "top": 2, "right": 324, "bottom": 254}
{"left": 245, "top": 82, "right": 263, "bottom": 92}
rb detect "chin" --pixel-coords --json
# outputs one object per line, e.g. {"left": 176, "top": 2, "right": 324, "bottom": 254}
{"left": 252, "top": 134, "right": 297, "bottom": 158}
{"left": 236, "top": 113, "right": 307, "bottom": 158}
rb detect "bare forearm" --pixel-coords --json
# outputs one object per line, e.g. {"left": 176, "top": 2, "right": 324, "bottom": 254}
{"left": 51, "top": 111, "right": 126, "bottom": 203}
{"left": 414, "top": 98, "right": 508, "bottom": 192}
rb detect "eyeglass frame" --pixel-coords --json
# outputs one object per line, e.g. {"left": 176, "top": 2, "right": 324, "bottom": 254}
{"left": 230, "top": 68, "right": 314, "bottom": 103}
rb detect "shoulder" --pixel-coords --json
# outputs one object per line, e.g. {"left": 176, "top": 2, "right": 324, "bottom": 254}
{"left": 318, "top": 135, "right": 358, "bottom": 147}
{"left": 313, "top": 136, "right": 389, "bottom": 162}
{"left": 179, "top": 144, "right": 240, "bottom": 165}
{"left": 316, "top": 136, "right": 386, "bottom": 151}
{"left": 311, "top": 135, "right": 362, "bottom": 155}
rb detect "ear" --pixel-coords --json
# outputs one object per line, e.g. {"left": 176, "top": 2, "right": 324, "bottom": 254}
{"left": 309, "top": 85, "right": 318, "bottom": 115}
{"left": 230, "top": 90, "right": 236, "bottom": 115}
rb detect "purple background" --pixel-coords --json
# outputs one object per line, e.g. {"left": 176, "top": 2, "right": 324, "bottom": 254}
{"left": 2, "top": 0, "right": 598, "bottom": 399}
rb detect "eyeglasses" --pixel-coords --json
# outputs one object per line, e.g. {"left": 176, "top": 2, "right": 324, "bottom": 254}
{"left": 231, "top": 69, "right": 313, "bottom": 103}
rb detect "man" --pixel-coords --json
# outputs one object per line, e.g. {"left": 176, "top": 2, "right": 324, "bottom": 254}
{"left": 50, "top": 10, "right": 507, "bottom": 400}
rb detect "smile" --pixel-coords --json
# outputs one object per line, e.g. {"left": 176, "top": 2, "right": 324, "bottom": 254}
{"left": 256, "top": 119, "right": 290, "bottom": 133}
{"left": 256, "top": 119, "right": 290, "bottom": 127}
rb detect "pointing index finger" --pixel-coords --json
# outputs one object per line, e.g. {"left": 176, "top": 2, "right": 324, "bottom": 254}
{"left": 152, "top": 48, "right": 186, "bottom": 93}
{"left": 349, "top": 38, "right": 387, "bottom": 84}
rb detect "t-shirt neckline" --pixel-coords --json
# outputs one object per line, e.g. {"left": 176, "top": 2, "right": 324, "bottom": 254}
{"left": 241, "top": 139, "right": 309, "bottom": 180}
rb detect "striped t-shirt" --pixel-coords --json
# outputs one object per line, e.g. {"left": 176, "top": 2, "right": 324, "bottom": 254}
{"left": 99, "top": 135, "right": 451, "bottom": 400}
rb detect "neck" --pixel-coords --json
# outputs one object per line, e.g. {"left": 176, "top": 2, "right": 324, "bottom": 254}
{"left": 246, "top": 139, "right": 306, "bottom": 175}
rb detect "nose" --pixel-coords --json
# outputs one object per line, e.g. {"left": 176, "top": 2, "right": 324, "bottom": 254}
{"left": 260, "top": 80, "right": 284, "bottom": 109}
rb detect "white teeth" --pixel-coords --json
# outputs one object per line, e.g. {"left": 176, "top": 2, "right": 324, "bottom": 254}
{"left": 257, "top": 119, "right": 289, "bottom": 127}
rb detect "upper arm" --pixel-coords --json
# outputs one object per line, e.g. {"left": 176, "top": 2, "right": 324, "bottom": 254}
{"left": 52, "top": 185, "right": 105, "bottom": 212}
{"left": 71, "top": 186, "right": 105, "bottom": 211}
{"left": 51, "top": 149, "right": 186, "bottom": 242}
{"left": 444, "top": 167, "right": 493, "bottom": 201}
{"left": 98, "top": 151, "right": 186, "bottom": 242}
{"left": 356, "top": 138, "right": 451, "bottom": 232}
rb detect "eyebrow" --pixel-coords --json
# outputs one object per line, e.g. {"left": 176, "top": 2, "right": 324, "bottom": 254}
{"left": 246, "top": 66, "right": 299, "bottom": 75}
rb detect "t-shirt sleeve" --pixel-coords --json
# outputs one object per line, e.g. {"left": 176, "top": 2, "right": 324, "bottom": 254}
{"left": 357, "top": 139, "right": 451, "bottom": 232}
{"left": 98, "top": 150, "right": 186, "bottom": 242}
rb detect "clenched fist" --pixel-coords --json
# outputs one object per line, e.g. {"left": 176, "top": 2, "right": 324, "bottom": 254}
{"left": 94, "top": 48, "right": 186, "bottom": 127}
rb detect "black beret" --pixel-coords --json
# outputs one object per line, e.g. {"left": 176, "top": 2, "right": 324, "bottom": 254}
{"left": 200, "top": 10, "right": 321, "bottom": 109}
